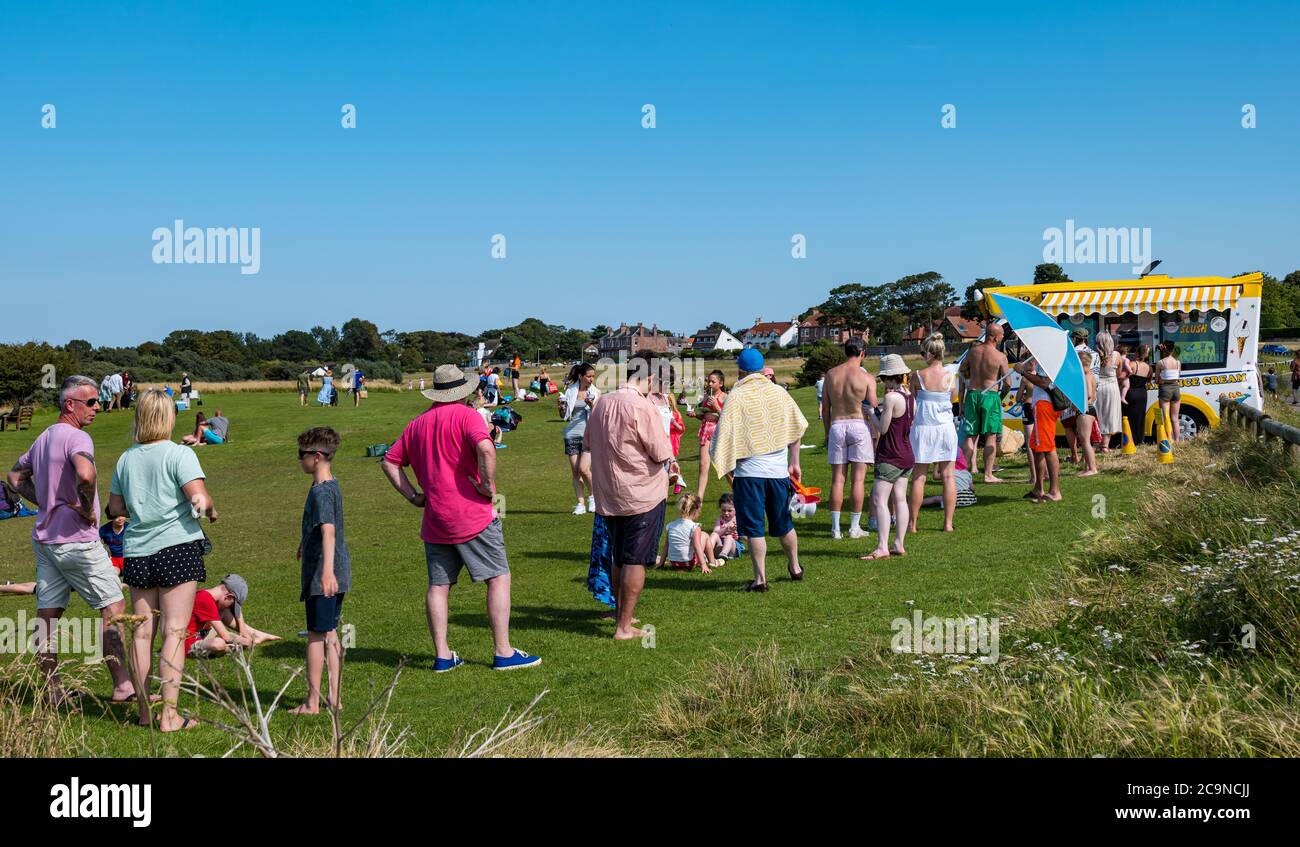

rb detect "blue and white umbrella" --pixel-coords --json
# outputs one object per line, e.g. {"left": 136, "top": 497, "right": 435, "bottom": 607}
{"left": 989, "top": 292, "right": 1087, "bottom": 413}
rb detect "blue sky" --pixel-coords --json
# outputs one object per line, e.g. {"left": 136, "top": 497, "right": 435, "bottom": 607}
{"left": 2, "top": 1, "right": 1297, "bottom": 346}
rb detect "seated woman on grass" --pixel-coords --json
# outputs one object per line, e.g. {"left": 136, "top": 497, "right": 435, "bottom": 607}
{"left": 181, "top": 409, "right": 230, "bottom": 446}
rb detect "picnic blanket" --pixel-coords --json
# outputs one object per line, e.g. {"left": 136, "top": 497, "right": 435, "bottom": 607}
{"left": 709, "top": 373, "right": 808, "bottom": 477}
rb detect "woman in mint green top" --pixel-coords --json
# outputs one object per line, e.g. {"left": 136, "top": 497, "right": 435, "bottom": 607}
{"left": 107, "top": 389, "right": 218, "bottom": 733}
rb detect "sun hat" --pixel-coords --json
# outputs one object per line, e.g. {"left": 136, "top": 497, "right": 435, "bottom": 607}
{"left": 422, "top": 364, "right": 479, "bottom": 403}
{"left": 737, "top": 348, "right": 765, "bottom": 374}
{"left": 879, "top": 354, "right": 909, "bottom": 377}
{"left": 220, "top": 573, "right": 249, "bottom": 619}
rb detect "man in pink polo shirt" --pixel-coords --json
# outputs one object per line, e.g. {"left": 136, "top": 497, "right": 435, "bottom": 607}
{"left": 584, "top": 352, "right": 674, "bottom": 641}
{"left": 380, "top": 364, "right": 540, "bottom": 672}
{"left": 7, "top": 375, "right": 134, "bottom": 704}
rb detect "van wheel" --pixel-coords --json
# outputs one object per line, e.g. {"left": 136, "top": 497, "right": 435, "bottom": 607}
{"left": 1179, "top": 408, "right": 1208, "bottom": 439}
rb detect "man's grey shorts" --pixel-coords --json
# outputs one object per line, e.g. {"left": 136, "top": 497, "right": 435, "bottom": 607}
{"left": 34, "top": 540, "right": 124, "bottom": 611}
{"left": 424, "top": 517, "right": 511, "bottom": 586}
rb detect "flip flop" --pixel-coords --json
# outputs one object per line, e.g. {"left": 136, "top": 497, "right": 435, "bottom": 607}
{"left": 859, "top": 551, "right": 891, "bottom": 561}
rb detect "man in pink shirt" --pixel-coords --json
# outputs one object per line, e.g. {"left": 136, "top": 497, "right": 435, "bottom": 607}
{"left": 7, "top": 375, "right": 133, "bottom": 704}
{"left": 584, "top": 352, "right": 674, "bottom": 641}
{"left": 380, "top": 364, "right": 540, "bottom": 672}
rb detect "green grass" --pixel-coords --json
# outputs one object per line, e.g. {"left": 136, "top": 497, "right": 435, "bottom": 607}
{"left": 0, "top": 389, "right": 1146, "bottom": 756}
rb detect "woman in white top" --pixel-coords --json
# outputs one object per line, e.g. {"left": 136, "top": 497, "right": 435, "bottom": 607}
{"left": 907, "top": 334, "right": 958, "bottom": 533}
{"left": 1155, "top": 341, "right": 1183, "bottom": 442}
{"left": 1093, "top": 332, "right": 1123, "bottom": 451}
{"left": 558, "top": 363, "right": 600, "bottom": 515}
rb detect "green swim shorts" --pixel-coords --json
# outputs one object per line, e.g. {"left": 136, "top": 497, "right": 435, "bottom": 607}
{"left": 961, "top": 389, "right": 1004, "bottom": 438}
{"left": 875, "top": 461, "right": 911, "bottom": 483}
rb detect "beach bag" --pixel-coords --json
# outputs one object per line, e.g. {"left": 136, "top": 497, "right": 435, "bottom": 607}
{"left": 998, "top": 425, "right": 1024, "bottom": 456}
{"left": 529, "top": 379, "right": 541, "bottom": 392}
{"left": 492, "top": 407, "right": 523, "bottom": 431}
{"left": 1090, "top": 418, "right": 1103, "bottom": 446}
{"left": 358, "top": 389, "right": 369, "bottom": 399}
{"left": 546, "top": 381, "right": 558, "bottom": 394}
{"left": 1048, "top": 384, "right": 1072, "bottom": 413}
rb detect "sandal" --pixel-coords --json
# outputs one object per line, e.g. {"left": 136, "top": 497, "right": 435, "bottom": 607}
{"left": 744, "top": 581, "right": 769, "bottom": 593}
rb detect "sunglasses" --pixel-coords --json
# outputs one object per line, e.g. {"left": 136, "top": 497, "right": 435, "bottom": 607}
{"left": 298, "top": 449, "right": 322, "bottom": 459}
{"left": 69, "top": 397, "right": 100, "bottom": 408}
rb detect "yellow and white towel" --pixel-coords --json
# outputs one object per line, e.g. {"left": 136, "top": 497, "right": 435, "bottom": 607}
{"left": 709, "top": 374, "right": 809, "bottom": 477}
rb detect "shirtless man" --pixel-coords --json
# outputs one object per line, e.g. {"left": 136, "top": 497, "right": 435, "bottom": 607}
{"left": 959, "top": 322, "right": 1010, "bottom": 483}
{"left": 819, "top": 341, "right": 878, "bottom": 539}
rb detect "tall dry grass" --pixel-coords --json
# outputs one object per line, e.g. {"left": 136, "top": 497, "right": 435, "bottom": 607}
{"left": 643, "top": 425, "right": 1300, "bottom": 757}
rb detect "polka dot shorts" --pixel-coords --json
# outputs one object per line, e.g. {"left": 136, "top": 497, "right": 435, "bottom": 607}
{"left": 123, "top": 539, "right": 207, "bottom": 589}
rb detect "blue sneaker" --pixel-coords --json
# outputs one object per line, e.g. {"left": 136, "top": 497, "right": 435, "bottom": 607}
{"left": 16, "top": 506, "right": 38, "bottom": 518}
{"left": 433, "top": 652, "right": 464, "bottom": 673}
{"left": 492, "top": 649, "right": 541, "bottom": 671}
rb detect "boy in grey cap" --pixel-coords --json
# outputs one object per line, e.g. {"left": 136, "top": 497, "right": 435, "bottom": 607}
{"left": 185, "top": 574, "right": 282, "bottom": 659}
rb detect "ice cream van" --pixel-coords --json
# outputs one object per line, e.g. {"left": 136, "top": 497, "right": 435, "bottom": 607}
{"left": 971, "top": 273, "right": 1263, "bottom": 439}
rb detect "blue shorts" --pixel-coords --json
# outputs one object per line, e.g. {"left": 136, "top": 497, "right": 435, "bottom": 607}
{"left": 305, "top": 593, "right": 345, "bottom": 633}
{"left": 202, "top": 429, "right": 224, "bottom": 445}
{"left": 733, "top": 477, "right": 794, "bottom": 539}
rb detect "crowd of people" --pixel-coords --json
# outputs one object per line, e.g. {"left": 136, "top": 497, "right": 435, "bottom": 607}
{"left": 0, "top": 331, "right": 1229, "bottom": 726}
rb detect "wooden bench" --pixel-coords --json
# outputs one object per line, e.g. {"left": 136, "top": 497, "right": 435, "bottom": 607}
{"left": 0, "top": 405, "right": 34, "bottom": 432}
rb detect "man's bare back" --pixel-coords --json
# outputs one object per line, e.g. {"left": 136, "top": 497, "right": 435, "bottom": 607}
{"left": 822, "top": 357, "right": 877, "bottom": 424}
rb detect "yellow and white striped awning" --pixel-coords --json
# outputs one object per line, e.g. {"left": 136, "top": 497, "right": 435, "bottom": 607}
{"left": 1039, "top": 284, "right": 1239, "bottom": 316}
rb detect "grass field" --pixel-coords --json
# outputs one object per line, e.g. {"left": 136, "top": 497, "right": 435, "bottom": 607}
{"left": 0, "top": 386, "right": 1147, "bottom": 756}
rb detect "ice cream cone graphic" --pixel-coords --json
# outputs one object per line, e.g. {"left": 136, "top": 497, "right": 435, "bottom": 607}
{"left": 1236, "top": 336, "right": 1246, "bottom": 356}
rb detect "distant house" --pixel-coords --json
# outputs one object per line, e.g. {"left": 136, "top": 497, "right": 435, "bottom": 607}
{"left": 691, "top": 328, "right": 743, "bottom": 353}
{"left": 741, "top": 316, "right": 800, "bottom": 350}
{"left": 942, "top": 315, "right": 985, "bottom": 342}
{"left": 798, "top": 309, "right": 868, "bottom": 346}
{"left": 582, "top": 343, "right": 599, "bottom": 360}
{"left": 468, "top": 338, "right": 502, "bottom": 368}
{"left": 903, "top": 314, "right": 983, "bottom": 344}
{"left": 599, "top": 323, "right": 671, "bottom": 357}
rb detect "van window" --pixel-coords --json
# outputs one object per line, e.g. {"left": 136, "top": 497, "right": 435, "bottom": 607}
{"left": 1159, "top": 310, "right": 1229, "bottom": 370}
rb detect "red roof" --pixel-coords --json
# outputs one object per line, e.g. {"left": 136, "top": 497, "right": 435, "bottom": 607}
{"left": 945, "top": 315, "right": 985, "bottom": 338}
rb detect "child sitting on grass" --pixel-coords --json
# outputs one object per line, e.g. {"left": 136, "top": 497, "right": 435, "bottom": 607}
{"left": 708, "top": 492, "right": 740, "bottom": 562}
{"left": 656, "top": 493, "right": 715, "bottom": 574}
{"left": 293, "top": 426, "right": 352, "bottom": 715}
{"left": 185, "top": 574, "right": 282, "bottom": 658}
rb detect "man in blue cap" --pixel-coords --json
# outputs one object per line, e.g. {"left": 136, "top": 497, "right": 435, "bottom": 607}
{"left": 708, "top": 348, "right": 809, "bottom": 592}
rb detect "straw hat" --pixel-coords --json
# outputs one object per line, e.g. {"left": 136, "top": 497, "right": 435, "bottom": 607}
{"left": 879, "top": 354, "right": 908, "bottom": 377}
{"left": 421, "top": 364, "right": 478, "bottom": 403}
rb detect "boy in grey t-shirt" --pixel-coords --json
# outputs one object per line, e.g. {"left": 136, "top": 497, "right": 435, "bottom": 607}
{"left": 293, "top": 426, "right": 351, "bottom": 715}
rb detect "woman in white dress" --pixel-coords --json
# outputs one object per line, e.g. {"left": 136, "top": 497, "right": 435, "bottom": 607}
{"left": 1093, "top": 331, "right": 1123, "bottom": 451}
{"left": 907, "top": 334, "right": 958, "bottom": 533}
